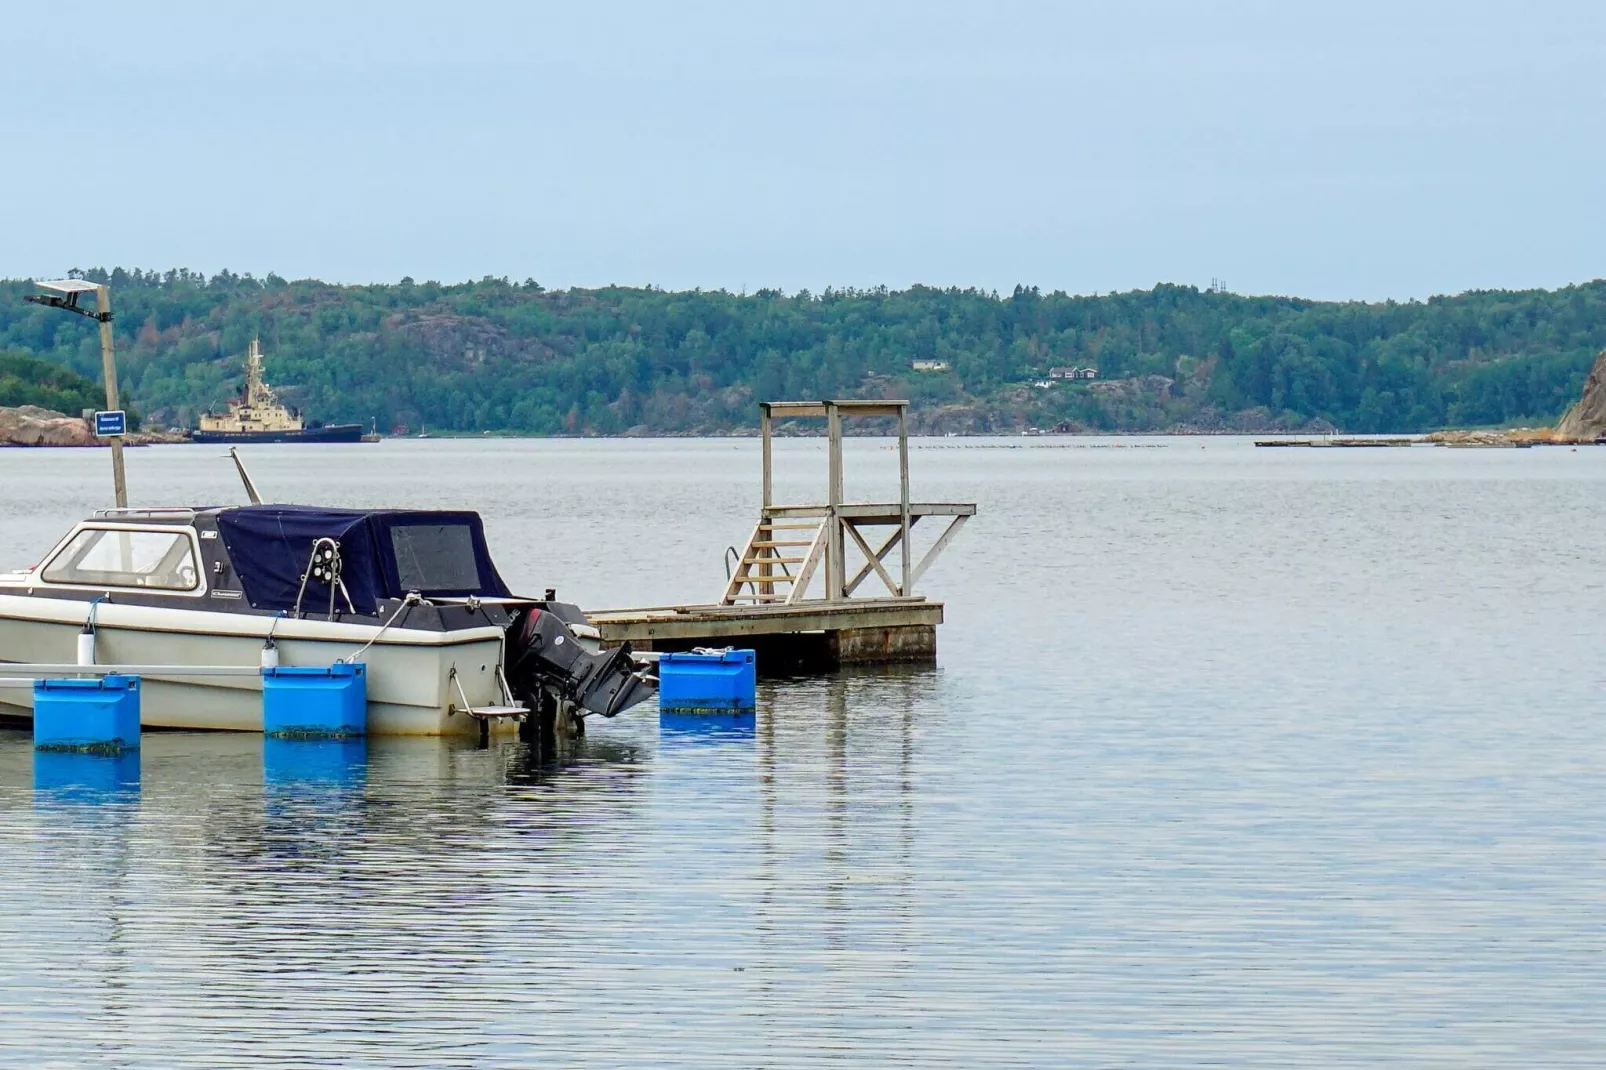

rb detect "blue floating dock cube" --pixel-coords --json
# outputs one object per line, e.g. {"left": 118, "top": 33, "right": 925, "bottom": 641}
{"left": 33, "top": 675, "right": 140, "bottom": 753}
{"left": 261, "top": 663, "right": 367, "bottom": 738}
{"left": 658, "top": 649, "right": 756, "bottom": 713}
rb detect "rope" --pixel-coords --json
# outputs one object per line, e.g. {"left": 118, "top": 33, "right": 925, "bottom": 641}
{"left": 341, "top": 591, "right": 422, "bottom": 664}
{"left": 84, "top": 595, "right": 105, "bottom": 633}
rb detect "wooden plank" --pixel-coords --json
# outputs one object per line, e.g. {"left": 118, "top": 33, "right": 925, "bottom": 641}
{"left": 761, "top": 405, "right": 772, "bottom": 508}
{"left": 836, "top": 502, "right": 977, "bottom": 519}
{"left": 761, "top": 399, "right": 908, "bottom": 419}
{"left": 824, "top": 400, "right": 908, "bottom": 416}
{"left": 844, "top": 523, "right": 911, "bottom": 596}
{"left": 786, "top": 521, "right": 829, "bottom": 605}
{"left": 826, "top": 402, "right": 845, "bottom": 601}
{"left": 763, "top": 505, "right": 833, "bottom": 518}
{"left": 762, "top": 402, "right": 829, "bottom": 418}
{"left": 588, "top": 595, "right": 932, "bottom": 619}
{"left": 767, "top": 502, "right": 976, "bottom": 522}
{"left": 845, "top": 520, "right": 901, "bottom": 597}
{"left": 908, "top": 514, "right": 969, "bottom": 590}
{"left": 595, "top": 601, "right": 946, "bottom": 643}
{"left": 898, "top": 406, "right": 911, "bottom": 598}
{"left": 758, "top": 407, "right": 774, "bottom": 596}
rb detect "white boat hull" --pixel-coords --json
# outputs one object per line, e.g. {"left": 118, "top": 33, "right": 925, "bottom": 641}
{"left": 0, "top": 595, "right": 512, "bottom": 737}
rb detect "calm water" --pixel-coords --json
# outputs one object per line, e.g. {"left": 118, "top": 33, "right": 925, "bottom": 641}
{"left": 1, "top": 437, "right": 1604, "bottom": 1067}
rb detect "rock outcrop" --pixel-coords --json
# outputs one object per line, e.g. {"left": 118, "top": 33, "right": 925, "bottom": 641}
{"left": 0, "top": 405, "right": 100, "bottom": 446}
{"left": 0, "top": 406, "right": 188, "bottom": 447}
{"left": 1553, "top": 349, "right": 1606, "bottom": 443}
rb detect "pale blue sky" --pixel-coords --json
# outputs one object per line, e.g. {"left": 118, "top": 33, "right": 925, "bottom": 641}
{"left": 3, "top": 1, "right": 1602, "bottom": 299}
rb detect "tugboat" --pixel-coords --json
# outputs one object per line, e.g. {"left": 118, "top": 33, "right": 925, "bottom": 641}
{"left": 193, "top": 340, "right": 364, "bottom": 443}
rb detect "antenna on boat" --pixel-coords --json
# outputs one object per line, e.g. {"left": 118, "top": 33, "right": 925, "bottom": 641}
{"left": 228, "top": 446, "right": 264, "bottom": 504}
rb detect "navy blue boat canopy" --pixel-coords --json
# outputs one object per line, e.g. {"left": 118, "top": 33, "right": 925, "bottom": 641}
{"left": 215, "top": 505, "right": 513, "bottom": 614}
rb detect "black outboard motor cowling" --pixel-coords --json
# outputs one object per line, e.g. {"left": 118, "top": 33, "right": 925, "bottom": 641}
{"left": 506, "top": 605, "right": 654, "bottom": 718}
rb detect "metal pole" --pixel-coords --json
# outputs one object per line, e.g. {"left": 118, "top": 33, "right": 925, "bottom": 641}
{"left": 228, "top": 447, "right": 264, "bottom": 504}
{"left": 95, "top": 284, "right": 128, "bottom": 508}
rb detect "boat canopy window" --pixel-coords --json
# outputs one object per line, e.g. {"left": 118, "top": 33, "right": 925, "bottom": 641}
{"left": 389, "top": 523, "right": 481, "bottom": 592}
{"left": 41, "top": 527, "right": 200, "bottom": 591}
{"left": 215, "top": 506, "right": 512, "bottom": 614}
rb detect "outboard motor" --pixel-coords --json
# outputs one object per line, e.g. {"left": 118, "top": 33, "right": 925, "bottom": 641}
{"left": 506, "top": 605, "right": 654, "bottom": 718}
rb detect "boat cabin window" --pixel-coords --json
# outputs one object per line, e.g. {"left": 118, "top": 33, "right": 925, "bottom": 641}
{"left": 389, "top": 523, "right": 481, "bottom": 592}
{"left": 41, "top": 527, "right": 200, "bottom": 591}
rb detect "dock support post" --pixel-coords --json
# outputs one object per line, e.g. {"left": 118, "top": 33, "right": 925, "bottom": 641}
{"left": 761, "top": 403, "right": 773, "bottom": 511}
{"left": 758, "top": 403, "right": 774, "bottom": 599}
{"left": 898, "top": 405, "right": 910, "bottom": 597}
{"left": 826, "top": 401, "right": 845, "bottom": 601}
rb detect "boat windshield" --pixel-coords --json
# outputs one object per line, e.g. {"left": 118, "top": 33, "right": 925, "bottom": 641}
{"left": 41, "top": 527, "right": 200, "bottom": 591}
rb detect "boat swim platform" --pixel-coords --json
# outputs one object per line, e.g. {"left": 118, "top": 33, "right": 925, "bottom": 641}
{"left": 588, "top": 597, "right": 944, "bottom": 674}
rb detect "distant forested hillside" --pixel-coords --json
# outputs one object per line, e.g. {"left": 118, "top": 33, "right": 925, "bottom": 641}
{"left": 0, "top": 350, "right": 107, "bottom": 417}
{"left": 1, "top": 268, "right": 1603, "bottom": 435}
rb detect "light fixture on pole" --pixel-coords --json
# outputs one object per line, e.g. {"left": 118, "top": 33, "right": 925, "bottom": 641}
{"left": 25, "top": 278, "right": 128, "bottom": 507}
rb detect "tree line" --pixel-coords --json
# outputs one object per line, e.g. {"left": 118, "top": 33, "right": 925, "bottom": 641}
{"left": 1, "top": 268, "right": 1602, "bottom": 435}
{"left": 0, "top": 351, "right": 108, "bottom": 418}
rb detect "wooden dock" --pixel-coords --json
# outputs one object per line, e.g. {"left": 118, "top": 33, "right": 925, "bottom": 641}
{"left": 594, "top": 399, "right": 974, "bottom": 673}
{"left": 590, "top": 597, "right": 944, "bottom": 673}
{"left": 1254, "top": 437, "right": 1418, "bottom": 448}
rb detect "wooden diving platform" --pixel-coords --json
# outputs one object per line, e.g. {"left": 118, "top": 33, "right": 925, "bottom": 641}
{"left": 596, "top": 399, "right": 975, "bottom": 673}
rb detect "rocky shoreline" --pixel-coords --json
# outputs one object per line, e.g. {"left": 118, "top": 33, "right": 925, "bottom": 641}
{"left": 0, "top": 405, "right": 188, "bottom": 447}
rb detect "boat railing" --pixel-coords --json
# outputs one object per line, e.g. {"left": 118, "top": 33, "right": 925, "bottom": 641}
{"left": 92, "top": 507, "right": 199, "bottom": 520}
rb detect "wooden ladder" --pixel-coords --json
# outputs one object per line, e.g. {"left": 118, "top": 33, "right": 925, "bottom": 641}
{"left": 720, "top": 516, "right": 828, "bottom": 605}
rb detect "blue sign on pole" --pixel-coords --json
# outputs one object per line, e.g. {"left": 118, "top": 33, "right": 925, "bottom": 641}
{"left": 94, "top": 410, "right": 126, "bottom": 437}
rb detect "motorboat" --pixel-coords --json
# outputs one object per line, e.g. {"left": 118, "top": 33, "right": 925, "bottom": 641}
{"left": 0, "top": 505, "right": 654, "bottom": 735}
